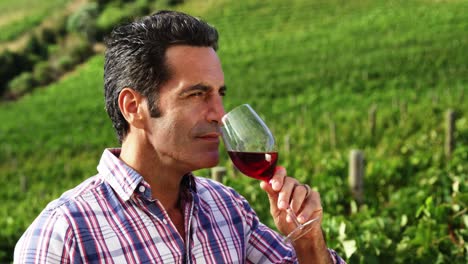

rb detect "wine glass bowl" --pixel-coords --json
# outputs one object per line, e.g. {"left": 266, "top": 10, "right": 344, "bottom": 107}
{"left": 221, "top": 104, "right": 278, "bottom": 181}
{"left": 221, "top": 104, "right": 319, "bottom": 242}
{"left": 221, "top": 104, "right": 275, "bottom": 153}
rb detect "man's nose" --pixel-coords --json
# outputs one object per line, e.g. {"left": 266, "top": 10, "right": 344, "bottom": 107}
{"left": 207, "top": 95, "right": 225, "bottom": 124}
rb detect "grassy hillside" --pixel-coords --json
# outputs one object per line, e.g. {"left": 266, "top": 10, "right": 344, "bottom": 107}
{"left": 0, "top": 56, "right": 116, "bottom": 261}
{"left": 1, "top": 0, "right": 467, "bottom": 262}
{"left": 0, "top": 0, "right": 70, "bottom": 43}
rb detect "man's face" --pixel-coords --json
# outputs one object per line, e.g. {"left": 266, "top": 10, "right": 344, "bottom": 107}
{"left": 143, "top": 45, "right": 226, "bottom": 173}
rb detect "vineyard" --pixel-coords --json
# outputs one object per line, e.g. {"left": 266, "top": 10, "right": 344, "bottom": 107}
{"left": 0, "top": 0, "right": 69, "bottom": 44}
{"left": 1, "top": 0, "right": 467, "bottom": 263}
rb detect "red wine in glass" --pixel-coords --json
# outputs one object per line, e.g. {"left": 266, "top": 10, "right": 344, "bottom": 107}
{"left": 228, "top": 151, "right": 278, "bottom": 181}
{"left": 221, "top": 104, "right": 319, "bottom": 242}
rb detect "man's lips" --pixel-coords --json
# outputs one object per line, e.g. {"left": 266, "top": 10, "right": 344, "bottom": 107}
{"left": 197, "top": 132, "right": 221, "bottom": 142}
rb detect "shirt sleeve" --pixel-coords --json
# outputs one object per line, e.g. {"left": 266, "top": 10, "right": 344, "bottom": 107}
{"left": 14, "top": 208, "right": 80, "bottom": 264}
{"left": 329, "top": 248, "right": 347, "bottom": 264}
{"left": 247, "top": 219, "right": 297, "bottom": 263}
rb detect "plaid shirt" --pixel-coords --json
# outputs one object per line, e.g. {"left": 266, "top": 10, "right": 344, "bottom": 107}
{"left": 15, "top": 148, "right": 345, "bottom": 263}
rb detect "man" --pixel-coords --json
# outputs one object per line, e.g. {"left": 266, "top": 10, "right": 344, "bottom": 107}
{"left": 14, "top": 11, "right": 345, "bottom": 263}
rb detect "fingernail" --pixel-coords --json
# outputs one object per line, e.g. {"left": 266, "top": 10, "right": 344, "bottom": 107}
{"left": 278, "top": 200, "right": 287, "bottom": 209}
{"left": 298, "top": 215, "right": 307, "bottom": 223}
{"left": 269, "top": 180, "right": 279, "bottom": 190}
{"left": 273, "top": 181, "right": 281, "bottom": 190}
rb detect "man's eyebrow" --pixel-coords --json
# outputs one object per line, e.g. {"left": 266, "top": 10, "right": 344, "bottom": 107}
{"left": 181, "top": 83, "right": 226, "bottom": 94}
{"left": 182, "top": 83, "right": 210, "bottom": 94}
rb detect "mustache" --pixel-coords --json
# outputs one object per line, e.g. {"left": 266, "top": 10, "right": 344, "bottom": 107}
{"left": 192, "top": 123, "right": 221, "bottom": 137}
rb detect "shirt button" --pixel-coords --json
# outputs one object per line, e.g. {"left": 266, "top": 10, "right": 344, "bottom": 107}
{"left": 163, "top": 219, "right": 168, "bottom": 224}
{"left": 139, "top": 186, "right": 146, "bottom": 193}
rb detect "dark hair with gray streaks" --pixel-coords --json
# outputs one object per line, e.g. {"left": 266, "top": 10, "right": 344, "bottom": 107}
{"left": 104, "top": 10, "right": 218, "bottom": 143}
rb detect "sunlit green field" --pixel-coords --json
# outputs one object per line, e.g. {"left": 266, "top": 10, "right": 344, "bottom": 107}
{"left": 1, "top": 0, "right": 467, "bottom": 262}
{"left": 0, "top": 0, "right": 70, "bottom": 43}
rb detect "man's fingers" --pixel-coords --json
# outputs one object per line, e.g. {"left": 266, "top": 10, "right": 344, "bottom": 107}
{"left": 290, "top": 184, "right": 309, "bottom": 215}
{"left": 297, "top": 190, "right": 323, "bottom": 224}
{"left": 277, "top": 177, "right": 297, "bottom": 210}
{"left": 269, "top": 166, "right": 286, "bottom": 191}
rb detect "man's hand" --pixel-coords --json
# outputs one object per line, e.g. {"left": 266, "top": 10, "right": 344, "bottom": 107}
{"left": 260, "top": 166, "right": 323, "bottom": 240}
{"left": 260, "top": 166, "right": 333, "bottom": 263}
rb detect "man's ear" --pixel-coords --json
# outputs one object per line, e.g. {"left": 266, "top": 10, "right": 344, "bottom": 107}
{"left": 118, "top": 88, "right": 146, "bottom": 129}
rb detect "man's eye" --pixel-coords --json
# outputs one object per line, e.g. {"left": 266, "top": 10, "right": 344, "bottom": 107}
{"left": 190, "top": 92, "right": 204, "bottom": 97}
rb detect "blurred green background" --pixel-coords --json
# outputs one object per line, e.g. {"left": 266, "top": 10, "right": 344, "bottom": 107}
{"left": 0, "top": 0, "right": 467, "bottom": 263}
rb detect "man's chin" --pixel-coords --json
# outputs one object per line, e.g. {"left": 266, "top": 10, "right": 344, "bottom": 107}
{"left": 197, "top": 152, "right": 220, "bottom": 169}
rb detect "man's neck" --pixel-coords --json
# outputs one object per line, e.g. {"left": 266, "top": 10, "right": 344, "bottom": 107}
{"left": 119, "top": 137, "right": 190, "bottom": 242}
{"left": 119, "top": 138, "right": 186, "bottom": 211}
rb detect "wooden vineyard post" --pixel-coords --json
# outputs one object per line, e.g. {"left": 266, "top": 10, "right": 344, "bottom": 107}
{"left": 211, "top": 166, "right": 227, "bottom": 182}
{"left": 20, "top": 175, "right": 28, "bottom": 192}
{"left": 445, "top": 109, "right": 456, "bottom": 160}
{"left": 284, "top": 134, "right": 291, "bottom": 153}
{"left": 368, "top": 105, "right": 377, "bottom": 140}
{"left": 349, "top": 150, "right": 364, "bottom": 205}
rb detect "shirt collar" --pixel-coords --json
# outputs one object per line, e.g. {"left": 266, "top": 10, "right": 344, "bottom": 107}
{"left": 97, "top": 148, "right": 198, "bottom": 202}
{"left": 97, "top": 148, "right": 143, "bottom": 201}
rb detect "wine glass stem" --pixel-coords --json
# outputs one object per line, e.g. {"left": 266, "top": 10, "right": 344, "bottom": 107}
{"left": 286, "top": 208, "right": 303, "bottom": 228}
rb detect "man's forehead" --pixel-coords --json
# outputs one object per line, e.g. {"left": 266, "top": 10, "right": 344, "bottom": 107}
{"left": 164, "top": 45, "right": 224, "bottom": 79}
{"left": 166, "top": 44, "right": 215, "bottom": 56}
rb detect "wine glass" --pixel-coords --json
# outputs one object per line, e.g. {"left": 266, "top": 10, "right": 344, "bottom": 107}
{"left": 221, "top": 104, "right": 319, "bottom": 243}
